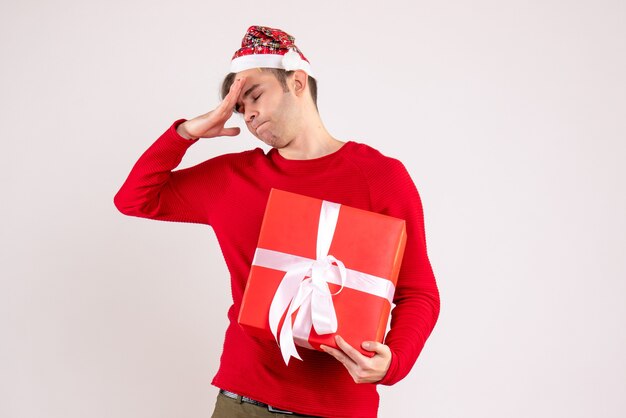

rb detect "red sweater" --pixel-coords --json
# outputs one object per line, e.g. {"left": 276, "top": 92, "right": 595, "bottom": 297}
{"left": 114, "top": 119, "right": 440, "bottom": 418}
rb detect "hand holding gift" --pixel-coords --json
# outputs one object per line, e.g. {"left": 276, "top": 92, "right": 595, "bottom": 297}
{"left": 321, "top": 335, "right": 392, "bottom": 384}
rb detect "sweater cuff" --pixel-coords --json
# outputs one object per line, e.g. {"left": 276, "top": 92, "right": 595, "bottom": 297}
{"left": 170, "top": 118, "right": 200, "bottom": 144}
{"left": 377, "top": 347, "right": 399, "bottom": 386}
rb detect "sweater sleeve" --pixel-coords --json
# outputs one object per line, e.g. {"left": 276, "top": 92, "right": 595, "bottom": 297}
{"left": 370, "top": 158, "right": 440, "bottom": 386}
{"left": 114, "top": 119, "right": 226, "bottom": 225}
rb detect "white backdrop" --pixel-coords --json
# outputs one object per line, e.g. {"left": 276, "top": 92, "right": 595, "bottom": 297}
{"left": 1, "top": 1, "right": 625, "bottom": 417}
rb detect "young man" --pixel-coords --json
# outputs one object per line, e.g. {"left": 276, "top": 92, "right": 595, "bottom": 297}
{"left": 114, "top": 26, "right": 440, "bottom": 418}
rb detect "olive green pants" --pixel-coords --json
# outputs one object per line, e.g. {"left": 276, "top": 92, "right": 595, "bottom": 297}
{"left": 210, "top": 391, "right": 322, "bottom": 418}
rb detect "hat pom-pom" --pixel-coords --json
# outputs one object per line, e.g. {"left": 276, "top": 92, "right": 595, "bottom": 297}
{"left": 282, "top": 48, "right": 302, "bottom": 71}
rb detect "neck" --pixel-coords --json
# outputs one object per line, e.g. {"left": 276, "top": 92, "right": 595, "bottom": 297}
{"left": 276, "top": 112, "right": 345, "bottom": 160}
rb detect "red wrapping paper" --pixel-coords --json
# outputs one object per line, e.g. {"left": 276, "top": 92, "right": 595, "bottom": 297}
{"left": 238, "top": 188, "right": 407, "bottom": 358}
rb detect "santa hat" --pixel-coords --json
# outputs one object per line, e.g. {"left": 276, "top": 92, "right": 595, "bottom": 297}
{"left": 230, "top": 25, "right": 314, "bottom": 77}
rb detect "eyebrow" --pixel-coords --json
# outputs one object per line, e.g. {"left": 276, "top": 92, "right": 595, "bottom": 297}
{"left": 244, "top": 84, "right": 260, "bottom": 99}
{"left": 235, "top": 84, "right": 260, "bottom": 113}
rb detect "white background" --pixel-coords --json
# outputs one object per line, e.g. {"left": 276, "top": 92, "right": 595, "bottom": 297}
{"left": 1, "top": 1, "right": 625, "bottom": 417}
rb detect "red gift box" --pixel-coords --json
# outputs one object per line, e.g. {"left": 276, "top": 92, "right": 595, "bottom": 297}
{"left": 238, "top": 188, "right": 407, "bottom": 364}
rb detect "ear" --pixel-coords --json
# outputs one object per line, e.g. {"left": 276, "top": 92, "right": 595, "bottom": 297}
{"left": 292, "top": 69, "right": 308, "bottom": 97}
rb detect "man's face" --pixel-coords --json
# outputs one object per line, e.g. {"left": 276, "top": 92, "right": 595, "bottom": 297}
{"left": 233, "top": 68, "right": 301, "bottom": 148}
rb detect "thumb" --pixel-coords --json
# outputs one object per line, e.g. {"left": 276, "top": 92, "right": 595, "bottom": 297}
{"left": 220, "top": 127, "right": 241, "bottom": 137}
{"left": 362, "top": 341, "right": 386, "bottom": 354}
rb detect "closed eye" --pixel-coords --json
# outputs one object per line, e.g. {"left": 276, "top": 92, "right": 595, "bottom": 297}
{"left": 234, "top": 85, "right": 262, "bottom": 113}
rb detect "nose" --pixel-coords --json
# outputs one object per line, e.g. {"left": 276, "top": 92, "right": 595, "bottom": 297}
{"left": 244, "top": 108, "right": 258, "bottom": 125}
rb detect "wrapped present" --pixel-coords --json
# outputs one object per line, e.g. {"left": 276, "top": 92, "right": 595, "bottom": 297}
{"left": 238, "top": 188, "right": 407, "bottom": 365}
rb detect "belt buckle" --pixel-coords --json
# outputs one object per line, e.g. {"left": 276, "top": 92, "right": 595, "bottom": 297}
{"left": 268, "top": 405, "right": 294, "bottom": 414}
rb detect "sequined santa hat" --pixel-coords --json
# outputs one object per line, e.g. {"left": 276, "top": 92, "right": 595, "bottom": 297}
{"left": 230, "top": 25, "right": 314, "bottom": 77}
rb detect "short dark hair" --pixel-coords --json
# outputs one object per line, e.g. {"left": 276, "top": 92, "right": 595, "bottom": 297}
{"left": 220, "top": 68, "right": 318, "bottom": 112}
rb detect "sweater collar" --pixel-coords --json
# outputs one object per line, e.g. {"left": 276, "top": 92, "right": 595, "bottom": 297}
{"left": 268, "top": 141, "right": 354, "bottom": 170}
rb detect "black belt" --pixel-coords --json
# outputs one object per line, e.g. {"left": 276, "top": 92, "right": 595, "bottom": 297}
{"left": 219, "top": 389, "right": 297, "bottom": 414}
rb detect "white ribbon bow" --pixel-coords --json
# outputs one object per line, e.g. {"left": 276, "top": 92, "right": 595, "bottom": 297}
{"left": 269, "top": 200, "right": 344, "bottom": 365}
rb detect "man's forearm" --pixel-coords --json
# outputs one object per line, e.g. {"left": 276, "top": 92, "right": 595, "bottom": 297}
{"left": 113, "top": 119, "right": 206, "bottom": 223}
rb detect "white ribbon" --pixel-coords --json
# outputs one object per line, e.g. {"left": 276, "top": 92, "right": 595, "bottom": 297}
{"left": 251, "top": 200, "right": 396, "bottom": 365}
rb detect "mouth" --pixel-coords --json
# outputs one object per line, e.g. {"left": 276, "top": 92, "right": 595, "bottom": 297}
{"left": 254, "top": 120, "right": 268, "bottom": 132}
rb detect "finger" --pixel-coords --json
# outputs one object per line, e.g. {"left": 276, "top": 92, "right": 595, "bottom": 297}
{"left": 334, "top": 335, "right": 367, "bottom": 366}
{"left": 233, "top": 76, "right": 246, "bottom": 94}
{"left": 321, "top": 344, "right": 370, "bottom": 384}
{"left": 223, "top": 77, "right": 246, "bottom": 108}
{"left": 320, "top": 344, "right": 355, "bottom": 367}
{"left": 320, "top": 344, "right": 360, "bottom": 381}
{"left": 220, "top": 127, "right": 240, "bottom": 137}
{"left": 213, "top": 79, "right": 242, "bottom": 117}
{"left": 217, "top": 84, "right": 240, "bottom": 114}
{"left": 361, "top": 341, "right": 391, "bottom": 356}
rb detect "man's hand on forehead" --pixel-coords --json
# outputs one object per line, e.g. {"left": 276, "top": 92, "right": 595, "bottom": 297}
{"left": 226, "top": 76, "right": 247, "bottom": 113}
{"left": 174, "top": 76, "right": 247, "bottom": 140}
